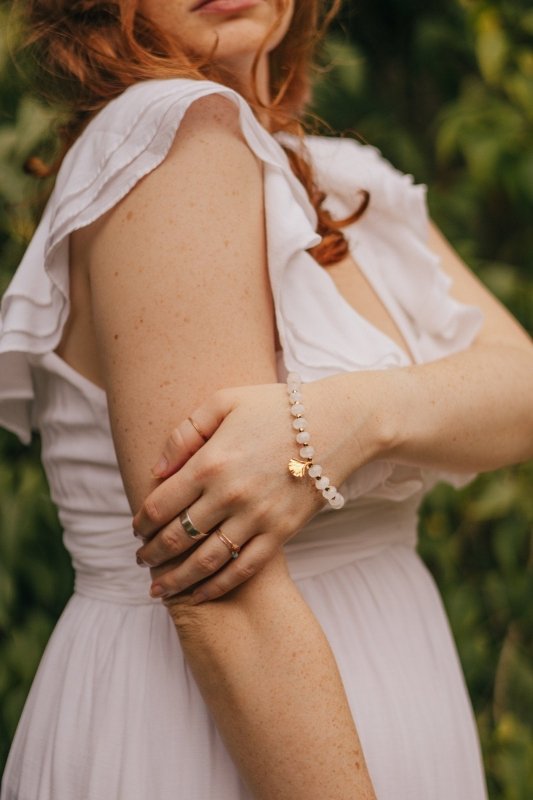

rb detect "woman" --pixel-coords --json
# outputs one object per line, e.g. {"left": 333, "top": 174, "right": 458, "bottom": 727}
{"left": 1, "top": 0, "right": 532, "bottom": 798}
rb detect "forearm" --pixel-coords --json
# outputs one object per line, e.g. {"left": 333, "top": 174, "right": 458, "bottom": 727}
{"left": 342, "top": 342, "right": 533, "bottom": 474}
{"left": 165, "top": 555, "right": 376, "bottom": 800}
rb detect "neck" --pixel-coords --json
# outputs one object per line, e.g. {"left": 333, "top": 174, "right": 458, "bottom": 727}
{"left": 222, "top": 53, "right": 272, "bottom": 128}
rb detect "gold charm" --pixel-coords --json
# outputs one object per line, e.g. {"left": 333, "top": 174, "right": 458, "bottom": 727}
{"left": 288, "top": 458, "right": 311, "bottom": 478}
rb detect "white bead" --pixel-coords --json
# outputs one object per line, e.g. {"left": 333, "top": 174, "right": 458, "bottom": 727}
{"left": 288, "top": 391, "right": 303, "bottom": 404}
{"left": 287, "top": 372, "right": 301, "bottom": 384}
{"left": 316, "top": 476, "right": 330, "bottom": 490}
{"left": 290, "top": 403, "right": 305, "bottom": 417}
{"left": 287, "top": 385, "right": 299, "bottom": 396}
{"left": 300, "top": 445, "right": 315, "bottom": 459}
{"left": 330, "top": 493, "right": 345, "bottom": 509}
{"left": 292, "top": 417, "right": 308, "bottom": 431}
{"left": 296, "top": 431, "right": 311, "bottom": 444}
{"left": 308, "top": 464, "right": 322, "bottom": 478}
{"left": 322, "top": 485, "right": 336, "bottom": 496}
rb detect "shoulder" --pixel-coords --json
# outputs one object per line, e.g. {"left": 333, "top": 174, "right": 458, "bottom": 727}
{"left": 57, "top": 78, "right": 249, "bottom": 186}
{"left": 82, "top": 77, "right": 243, "bottom": 139}
{"left": 161, "top": 91, "right": 260, "bottom": 175}
{"left": 51, "top": 79, "right": 288, "bottom": 230}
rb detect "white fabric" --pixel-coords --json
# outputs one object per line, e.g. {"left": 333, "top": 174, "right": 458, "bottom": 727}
{"left": 0, "top": 78, "right": 487, "bottom": 799}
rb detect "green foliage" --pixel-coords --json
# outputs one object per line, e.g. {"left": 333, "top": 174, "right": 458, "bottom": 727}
{"left": 0, "top": 0, "right": 531, "bottom": 796}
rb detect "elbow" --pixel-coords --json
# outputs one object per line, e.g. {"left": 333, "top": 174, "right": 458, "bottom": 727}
{"left": 164, "top": 590, "right": 262, "bottom": 651}
{"left": 164, "top": 594, "right": 233, "bottom": 641}
{"left": 164, "top": 554, "right": 295, "bottom": 647}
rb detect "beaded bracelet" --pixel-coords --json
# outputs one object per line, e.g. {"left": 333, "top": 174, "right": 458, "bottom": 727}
{"left": 286, "top": 371, "right": 345, "bottom": 510}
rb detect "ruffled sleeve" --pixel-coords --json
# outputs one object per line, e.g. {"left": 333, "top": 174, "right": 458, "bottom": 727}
{"left": 274, "top": 133, "right": 485, "bottom": 503}
{"left": 297, "top": 135, "right": 484, "bottom": 365}
{"left": 0, "top": 78, "right": 321, "bottom": 443}
{"left": 0, "top": 79, "right": 484, "bottom": 505}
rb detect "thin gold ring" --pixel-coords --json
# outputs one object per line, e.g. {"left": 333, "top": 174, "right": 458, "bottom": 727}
{"left": 187, "top": 416, "right": 209, "bottom": 443}
{"left": 215, "top": 528, "right": 241, "bottom": 560}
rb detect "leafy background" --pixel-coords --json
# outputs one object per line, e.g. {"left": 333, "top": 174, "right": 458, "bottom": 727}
{"left": 0, "top": 0, "right": 532, "bottom": 795}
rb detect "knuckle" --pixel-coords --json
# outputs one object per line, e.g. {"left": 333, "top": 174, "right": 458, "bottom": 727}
{"left": 169, "top": 426, "right": 186, "bottom": 452}
{"left": 203, "top": 579, "right": 226, "bottom": 600}
{"left": 197, "top": 452, "right": 228, "bottom": 480}
{"left": 252, "top": 498, "right": 272, "bottom": 526}
{"left": 224, "top": 483, "right": 246, "bottom": 506}
{"left": 142, "top": 497, "right": 163, "bottom": 527}
{"left": 160, "top": 526, "right": 182, "bottom": 555}
{"left": 196, "top": 549, "right": 223, "bottom": 576}
{"left": 234, "top": 560, "right": 258, "bottom": 582}
{"left": 169, "top": 425, "right": 195, "bottom": 461}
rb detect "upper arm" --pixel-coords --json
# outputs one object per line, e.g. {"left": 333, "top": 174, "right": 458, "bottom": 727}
{"left": 428, "top": 221, "right": 532, "bottom": 350}
{"left": 84, "top": 95, "right": 279, "bottom": 510}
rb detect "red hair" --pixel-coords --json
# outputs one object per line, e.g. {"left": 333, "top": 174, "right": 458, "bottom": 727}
{"left": 19, "top": 0, "right": 368, "bottom": 267}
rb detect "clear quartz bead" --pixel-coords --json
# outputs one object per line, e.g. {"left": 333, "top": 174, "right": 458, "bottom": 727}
{"left": 290, "top": 403, "right": 305, "bottom": 417}
{"left": 292, "top": 417, "right": 308, "bottom": 431}
{"left": 330, "top": 493, "right": 345, "bottom": 509}
{"left": 308, "top": 464, "right": 322, "bottom": 478}
{"left": 296, "top": 431, "right": 311, "bottom": 444}
{"left": 287, "top": 372, "right": 301, "bottom": 384}
{"left": 289, "top": 391, "right": 303, "bottom": 404}
{"left": 300, "top": 445, "right": 315, "bottom": 459}
{"left": 316, "top": 476, "right": 330, "bottom": 490}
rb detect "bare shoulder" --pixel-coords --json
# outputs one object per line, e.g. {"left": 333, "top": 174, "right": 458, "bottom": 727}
{"left": 160, "top": 92, "right": 261, "bottom": 179}
{"left": 77, "top": 89, "right": 277, "bottom": 508}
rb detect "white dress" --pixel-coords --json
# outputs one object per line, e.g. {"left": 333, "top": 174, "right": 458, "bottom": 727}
{"left": 0, "top": 78, "right": 488, "bottom": 799}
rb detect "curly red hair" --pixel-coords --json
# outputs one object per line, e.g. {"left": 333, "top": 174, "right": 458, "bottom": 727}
{"left": 19, "top": 0, "right": 368, "bottom": 267}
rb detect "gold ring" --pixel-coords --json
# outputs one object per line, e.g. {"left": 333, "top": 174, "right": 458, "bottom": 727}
{"left": 179, "top": 508, "right": 208, "bottom": 540}
{"left": 187, "top": 416, "right": 209, "bottom": 442}
{"left": 215, "top": 528, "right": 241, "bottom": 559}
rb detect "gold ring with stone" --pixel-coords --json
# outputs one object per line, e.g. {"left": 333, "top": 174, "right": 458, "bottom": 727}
{"left": 215, "top": 528, "right": 241, "bottom": 559}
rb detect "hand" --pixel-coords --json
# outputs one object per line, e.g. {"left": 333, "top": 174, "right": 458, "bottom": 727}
{"left": 132, "top": 375, "right": 366, "bottom": 604}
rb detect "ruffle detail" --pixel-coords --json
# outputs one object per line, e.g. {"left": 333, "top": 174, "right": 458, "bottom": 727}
{"left": 274, "top": 133, "right": 483, "bottom": 371}
{"left": 274, "top": 134, "right": 484, "bottom": 502}
{"left": 0, "top": 77, "right": 483, "bottom": 501}
{"left": 0, "top": 78, "right": 320, "bottom": 443}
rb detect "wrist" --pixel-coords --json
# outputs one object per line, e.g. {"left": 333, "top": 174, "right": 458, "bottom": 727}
{"left": 311, "top": 369, "right": 410, "bottom": 481}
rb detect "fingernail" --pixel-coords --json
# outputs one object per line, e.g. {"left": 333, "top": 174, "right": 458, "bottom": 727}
{"left": 151, "top": 456, "right": 168, "bottom": 477}
{"left": 136, "top": 554, "right": 149, "bottom": 568}
{"left": 190, "top": 591, "right": 207, "bottom": 605}
{"left": 150, "top": 584, "right": 165, "bottom": 598}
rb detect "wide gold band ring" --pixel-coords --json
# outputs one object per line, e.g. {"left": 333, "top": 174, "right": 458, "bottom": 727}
{"left": 179, "top": 508, "right": 208, "bottom": 540}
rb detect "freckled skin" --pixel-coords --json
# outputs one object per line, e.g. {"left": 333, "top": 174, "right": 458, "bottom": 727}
{"left": 66, "top": 86, "right": 378, "bottom": 795}
{"left": 53, "top": 2, "right": 533, "bottom": 798}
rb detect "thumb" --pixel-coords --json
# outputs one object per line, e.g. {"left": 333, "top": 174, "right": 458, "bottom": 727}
{"left": 151, "top": 388, "right": 236, "bottom": 478}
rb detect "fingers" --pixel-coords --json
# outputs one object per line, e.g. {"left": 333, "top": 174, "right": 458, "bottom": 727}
{"left": 189, "top": 535, "right": 279, "bottom": 604}
{"left": 133, "top": 467, "right": 202, "bottom": 539}
{"left": 133, "top": 439, "right": 243, "bottom": 540}
{"left": 136, "top": 497, "right": 223, "bottom": 567}
{"left": 148, "top": 521, "right": 255, "bottom": 599}
{"left": 151, "top": 388, "right": 236, "bottom": 478}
